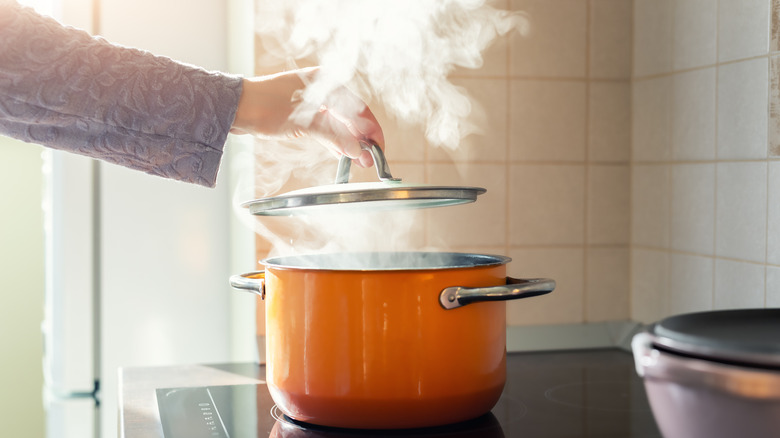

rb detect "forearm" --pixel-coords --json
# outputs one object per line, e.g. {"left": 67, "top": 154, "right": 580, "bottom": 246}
{"left": 0, "top": 1, "right": 243, "bottom": 187}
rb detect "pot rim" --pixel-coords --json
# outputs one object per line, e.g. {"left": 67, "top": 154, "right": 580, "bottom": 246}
{"left": 260, "top": 251, "right": 512, "bottom": 272}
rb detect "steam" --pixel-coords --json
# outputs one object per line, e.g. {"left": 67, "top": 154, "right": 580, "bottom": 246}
{"left": 231, "top": 139, "right": 427, "bottom": 258}
{"left": 236, "top": 0, "right": 528, "bottom": 261}
{"left": 255, "top": 0, "right": 529, "bottom": 148}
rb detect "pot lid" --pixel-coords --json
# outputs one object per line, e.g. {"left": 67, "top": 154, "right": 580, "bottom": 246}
{"left": 650, "top": 308, "right": 780, "bottom": 369}
{"left": 242, "top": 142, "right": 486, "bottom": 216}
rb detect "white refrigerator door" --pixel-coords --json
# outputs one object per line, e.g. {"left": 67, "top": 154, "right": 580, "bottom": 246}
{"left": 44, "top": 395, "right": 96, "bottom": 438}
{"left": 98, "top": 158, "right": 233, "bottom": 438}
{"left": 42, "top": 151, "right": 96, "bottom": 397}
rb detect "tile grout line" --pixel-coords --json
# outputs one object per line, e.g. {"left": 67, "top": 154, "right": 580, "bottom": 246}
{"left": 390, "top": 157, "right": 780, "bottom": 166}
{"left": 633, "top": 52, "right": 773, "bottom": 81}
{"left": 667, "top": 0, "right": 676, "bottom": 317}
{"left": 765, "top": 159, "right": 770, "bottom": 307}
{"left": 626, "top": 157, "right": 780, "bottom": 165}
{"left": 765, "top": 0, "right": 776, "bottom": 306}
{"left": 765, "top": 10, "right": 772, "bottom": 306}
{"left": 711, "top": 0, "right": 720, "bottom": 310}
{"left": 583, "top": 0, "right": 592, "bottom": 324}
{"left": 504, "top": 0, "right": 512, "bottom": 265}
{"left": 631, "top": 244, "right": 780, "bottom": 269}
{"left": 510, "top": 243, "right": 631, "bottom": 250}
{"left": 628, "top": 0, "right": 637, "bottom": 321}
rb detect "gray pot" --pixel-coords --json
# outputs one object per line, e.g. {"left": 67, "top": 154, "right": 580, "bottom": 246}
{"left": 632, "top": 309, "right": 780, "bottom": 438}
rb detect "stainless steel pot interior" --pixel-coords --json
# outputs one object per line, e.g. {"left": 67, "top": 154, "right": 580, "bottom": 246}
{"left": 261, "top": 251, "right": 512, "bottom": 271}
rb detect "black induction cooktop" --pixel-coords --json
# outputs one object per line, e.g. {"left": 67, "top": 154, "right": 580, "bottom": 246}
{"left": 156, "top": 349, "right": 662, "bottom": 438}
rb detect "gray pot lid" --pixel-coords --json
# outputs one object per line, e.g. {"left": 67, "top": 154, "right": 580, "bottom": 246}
{"left": 243, "top": 142, "right": 486, "bottom": 216}
{"left": 650, "top": 308, "right": 780, "bottom": 369}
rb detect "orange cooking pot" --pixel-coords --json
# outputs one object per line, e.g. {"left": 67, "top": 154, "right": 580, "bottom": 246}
{"left": 230, "top": 252, "right": 554, "bottom": 429}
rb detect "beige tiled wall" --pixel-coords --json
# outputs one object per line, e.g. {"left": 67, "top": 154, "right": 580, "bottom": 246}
{"left": 631, "top": 0, "right": 780, "bottom": 323}
{"left": 504, "top": 0, "right": 633, "bottom": 325}
{"left": 438, "top": 0, "right": 633, "bottom": 326}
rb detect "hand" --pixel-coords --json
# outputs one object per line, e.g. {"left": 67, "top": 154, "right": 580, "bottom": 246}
{"left": 230, "top": 67, "right": 385, "bottom": 168}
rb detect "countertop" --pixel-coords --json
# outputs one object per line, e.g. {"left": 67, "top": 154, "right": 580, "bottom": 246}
{"left": 119, "top": 363, "right": 264, "bottom": 438}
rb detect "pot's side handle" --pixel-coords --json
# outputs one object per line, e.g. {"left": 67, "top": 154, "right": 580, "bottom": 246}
{"left": 439, "top": 277, "right": 555, "bottom": 310}
{"left": 229, "top": 271, "right": 266, "bottom": 300}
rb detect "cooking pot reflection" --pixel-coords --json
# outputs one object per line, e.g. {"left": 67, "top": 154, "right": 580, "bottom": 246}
{"left": 269, "top": 409, "right": 505, "bottom": 438}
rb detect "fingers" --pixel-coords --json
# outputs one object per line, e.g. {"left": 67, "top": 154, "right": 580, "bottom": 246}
{"left": 309, "top": 108, "right": 363, "bottom": 163}
{"left": 355, "top": 105, "right": 385, "bottom": 168}
{"left": 308, "top": 98, "right": 384, "bottom": 168}
{"left": 233, "top": 69, "right": 386, "bottom": 168}
{"left": 356, "top": 104, "right": 385, "bottom": 150}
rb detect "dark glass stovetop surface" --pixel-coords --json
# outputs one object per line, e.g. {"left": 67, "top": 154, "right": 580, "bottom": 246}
{"left": 156, "top": 349, "right": 661, "bottom": 438}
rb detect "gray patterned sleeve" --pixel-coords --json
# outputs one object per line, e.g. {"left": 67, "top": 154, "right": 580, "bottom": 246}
{"left": 0, "top": 1, "right": 243, "bottom": 187}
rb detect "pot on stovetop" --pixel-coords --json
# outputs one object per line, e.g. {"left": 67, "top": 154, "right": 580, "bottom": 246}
{"left": 632, "top": 308, "right": 780, "bottom": 438}
{"left": 231, "top": 251, "right": 554, "bottom": 429}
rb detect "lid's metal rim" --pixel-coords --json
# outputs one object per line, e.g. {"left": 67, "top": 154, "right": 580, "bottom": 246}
{"left": 243, "top": 186, "right": 486, "bottom": 215}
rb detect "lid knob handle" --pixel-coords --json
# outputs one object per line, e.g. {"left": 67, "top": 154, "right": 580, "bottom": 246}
{"left": 335, "top": 141, "right": 402, "bottom": 184}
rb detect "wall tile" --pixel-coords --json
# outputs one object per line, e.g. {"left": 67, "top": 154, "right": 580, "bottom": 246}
{"left": 770, "top": 55, "right": 780, "bottom": 157}
{"left": 372, "top": 105, "right": 428, "bottom": 163}
{"left": 716, "top": 162, "right": 768, "bottom": 262}
{"left": 631, "top": 248, "right": 669, "bottom": 323}
{"left": 429, "top": 78, "right": 508, "bottom": 163}
{"left": 588, "top": 81, "right": 631, "bottom": 162}
{"left": 717, "top": 58, "right": 769, "bottom": 160}
{"left": 768, "top": 266, "right": 780, "bottom": 307}
{"left": 632, "top": 165, "right": 670, "bottom": 248}
{"left": 510, "top": 0, "right": 587, "bottom": 78}
{"left": 672, "top": 67, "right": 716, "bottom": 161}
{"left": 507, "top": 247, "right": 584, "bottom": 325}
{"left": 633, "top": 0, "right": 672, "bottom": 77}
{"left": 588, "top": 165, "right": 630, "bottom": 245}
{"left": 670, "top": 163, "right": 715, "bottom": 255}
{"left": 673, "top": 0, "right": 717, "bottom": 70}
{"left": 669, "top": 253, "right": 713, "bottom": 315}
{"left": 714, "top": 259, "right": 766, "bottom": 309}
{"left": 427, "top": 163, "right": 506, "bottom": 247}
{"left": 509, "top": 80, "right": 587, "bottom": 161}
{"left": 627, "top": 0, "right": 778, "bottom": 319}
{"left": 590, "top": 0, "right": 633, "bottom": 79}
{"left": 451, "top": 246, "right": 507, "bottom": 258}
{"left": 453, "top": 32, "right": 509, "bottom": 78}
{"left": 768, "top": 162, "right": 780, "bottom": 265}
{"left": 773, "top": 0, "right": 780, "bottom": 52}
{"left": 632, "top": 77, "right": 671, "bottom": 162}
{"left": 586, "top": 247, "right": 629, "bottom": 322}
{"left": 509, "top": 164, "right": 585, "bottom": 245}
{"left": 718, "top": 0, "right": 770, "bottom": 62}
